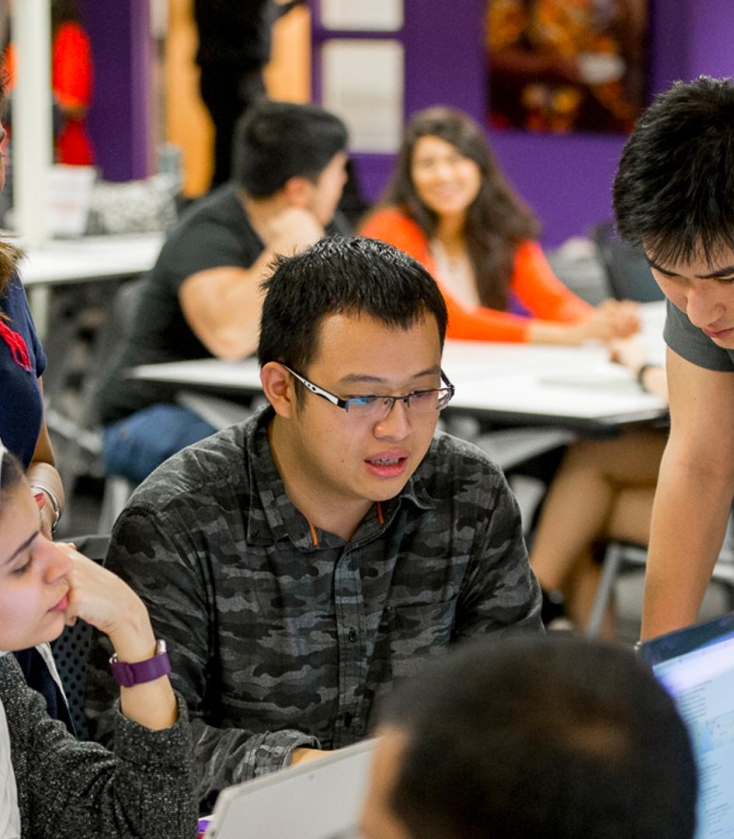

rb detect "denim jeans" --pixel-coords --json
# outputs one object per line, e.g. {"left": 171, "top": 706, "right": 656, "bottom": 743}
{"left": 102, "top": 403, "right": 216, "bottom": 484}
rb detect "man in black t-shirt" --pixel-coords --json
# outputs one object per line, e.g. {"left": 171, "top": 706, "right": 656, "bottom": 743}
{"left": 98, "top": 101, "right": 349, "bottom": 484}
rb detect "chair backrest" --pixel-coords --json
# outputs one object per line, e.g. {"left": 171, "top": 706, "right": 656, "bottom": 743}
{"left": 86, "top": 274, "right": 150, "bottom": 429}
{"left": 50, "top": 534, "right": 110, "bottom": 740}
{"left": 590, "top": 221, "right": 664, "bottom": 303}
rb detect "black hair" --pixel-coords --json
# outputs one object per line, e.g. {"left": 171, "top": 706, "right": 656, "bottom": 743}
{"left": 257, "top": 236, "right": 449, "bottom": 377}
{"left": 0, "top": 446, "right": 25, "bottom": 508}
{"left": 375, "top": 106, "right": 540, "bottom": 311}
{"left": 231, "top": 100, "right": 348, "bottom": 197}
{"left": 380, "top": 634, "right": 697, "bottom": 839}
{"left": 614, "top": 76, "right": 734, "bottom": 268}
{"left": 52, "top": 0, "right": 81, "bottom": 31}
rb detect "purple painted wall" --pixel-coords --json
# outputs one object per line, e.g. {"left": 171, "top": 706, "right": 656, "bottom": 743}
{"left": 79, "top": 0, "right": 151, "bottom": 181}
{"left": 346, "top": 0, "right": 724, "bottom": 246}
{"left": 79, "top": 0, "right": 734, "bottom": 235}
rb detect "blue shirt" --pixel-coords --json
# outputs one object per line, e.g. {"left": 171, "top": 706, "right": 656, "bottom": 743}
{"left": 0, "top": 273, "right": 47, "bottom": 467}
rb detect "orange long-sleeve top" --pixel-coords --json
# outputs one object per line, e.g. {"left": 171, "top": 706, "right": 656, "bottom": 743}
{"left": 361, "top": 207, "right": 593, "bottom": 343}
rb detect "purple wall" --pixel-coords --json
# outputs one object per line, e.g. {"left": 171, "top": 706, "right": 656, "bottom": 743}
{"left": 79, "top": 0, "right": 151, "bottom": 181}
{"left": 79, "top": 0, "right": 734, "bottom": 234}
{"left": 347, "top": 0, "right": 727, "bottom": 246}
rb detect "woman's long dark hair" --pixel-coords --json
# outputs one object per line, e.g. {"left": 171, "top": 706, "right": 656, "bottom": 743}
{"left": 380, "top": 106, "right": 540, "bottom": 311}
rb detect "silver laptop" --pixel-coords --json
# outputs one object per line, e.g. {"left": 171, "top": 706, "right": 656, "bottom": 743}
{"left": 204, "top": 739, "right": 377, "bottom": 839}
{"left": 639, "top": 611, "right": 734, "bottom": 839}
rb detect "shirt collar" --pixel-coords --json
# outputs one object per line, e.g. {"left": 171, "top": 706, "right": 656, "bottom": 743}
{"left": 243, "top": 406, "right": 434, "bottom": 549}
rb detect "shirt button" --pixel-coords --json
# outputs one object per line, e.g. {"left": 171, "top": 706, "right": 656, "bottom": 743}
{"left": 344, "top": 712, "right": 353, "bottom": 728}
{"left": 348, "top": 628, "right": 358, "bottom": 643}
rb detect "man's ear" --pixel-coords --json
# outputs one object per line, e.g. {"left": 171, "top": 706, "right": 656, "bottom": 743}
{"left": 282, "top": 175, "right": 313, "bottom": 208}
{"left": 261, "top": 362, "right": 297, "bottom": 418}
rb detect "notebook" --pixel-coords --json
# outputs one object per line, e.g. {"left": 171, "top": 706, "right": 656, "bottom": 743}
{"left": 204, "top": 739, "right": 377, "bottom": 839}
{"left": 639, "top": 611, "right": 734, "bottom": 838}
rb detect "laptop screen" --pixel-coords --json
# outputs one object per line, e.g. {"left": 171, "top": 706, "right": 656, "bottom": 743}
{"left": 639, "top": 612, "right": 734, "bottom": 839}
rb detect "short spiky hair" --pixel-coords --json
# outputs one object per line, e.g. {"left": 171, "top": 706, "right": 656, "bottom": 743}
{"left": 257, "top": 237, "right": 448, "bottom": 373}
{"left": 232, "top": 100, "right": 348, "bottom": 197}
{"left": 614, "top": 76, "right": 734, "bottom": 267}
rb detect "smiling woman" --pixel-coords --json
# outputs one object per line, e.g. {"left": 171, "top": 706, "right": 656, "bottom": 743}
{"left": 0, "top": 443, "right": 197, "bottom": 838}
{"left": 360, "top": 106, "right": 640, "bottom": 346}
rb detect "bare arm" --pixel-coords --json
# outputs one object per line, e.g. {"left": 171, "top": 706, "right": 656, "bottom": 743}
{"left": 527, "top": 300, "right": 640, "bottom": 346}
{"left": 641, "top": 347, "right": 734, "bottom": 639}
{"left": 27, "top": 377, "right": 66, "bottom": 539}
{"left": 179, "top": 207, "right": 324, "bottom": 360}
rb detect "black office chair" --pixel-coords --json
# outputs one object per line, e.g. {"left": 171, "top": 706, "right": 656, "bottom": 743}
{"left": 50, "top": 534, "right": 110, "bottom": 740}
{"left": 591, "top": 221, "right": 664, "bottom": 303}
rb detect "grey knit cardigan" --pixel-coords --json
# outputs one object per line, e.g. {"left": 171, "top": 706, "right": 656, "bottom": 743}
{"left": 0, "top": 654, "right": 197, "bottom": 838}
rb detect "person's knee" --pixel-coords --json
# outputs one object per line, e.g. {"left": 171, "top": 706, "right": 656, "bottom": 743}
{"left": 102, "top": 405, "right": 215, "bottom": 483}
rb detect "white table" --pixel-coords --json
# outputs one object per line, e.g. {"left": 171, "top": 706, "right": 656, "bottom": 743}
{"left": 129, "top": 338, "right": 668, "bottom": 437}
{"left": 18, "top": 232, "right": 165, "bottom": 337}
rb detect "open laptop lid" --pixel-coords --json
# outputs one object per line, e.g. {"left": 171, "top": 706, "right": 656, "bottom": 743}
{"left": 205, "top": 738, "right": 377, "bottom": 839}
{"left": 639, "top": 610, "right": 734, "bottom": 839}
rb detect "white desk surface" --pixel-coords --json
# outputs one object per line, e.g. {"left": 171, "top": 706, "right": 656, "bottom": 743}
{"left": 18, "top": 232, "right": 164, "bottom": 286}
{"left": 130, "top": 327, "right": 669, "bottom": 433}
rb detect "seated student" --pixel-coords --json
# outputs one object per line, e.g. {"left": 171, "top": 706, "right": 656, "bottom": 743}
{"left": 85, "top": 236, "right": 542, "bottom": 812}
{"left": 360, "top": 106, "right": 639, "bottom": 345}
{"left": 97, "top": 99, "right": 349, "bottom": 484}
{"left": 360, "top": 633, "right": 697, "bottom": 839}
{"left": 530, "top": 337, "right": 668, "bottom": 634}
{"left": 0, "top": 441, "right": 196, "bottom": 838}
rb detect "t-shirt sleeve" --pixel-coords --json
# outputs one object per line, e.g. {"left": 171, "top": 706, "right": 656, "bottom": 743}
{"left": 161, "top": 205, "right": 255, "bottom": 296}
{"left": 664, "top": 297, "right": 734, "bottom": 372}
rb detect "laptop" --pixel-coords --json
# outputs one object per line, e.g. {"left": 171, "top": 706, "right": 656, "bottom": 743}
{"left": 204, "top": 739, "right": 377, "bottom": 839}
{"left": 639, "top": 611, "right": 734, "bottom": 839}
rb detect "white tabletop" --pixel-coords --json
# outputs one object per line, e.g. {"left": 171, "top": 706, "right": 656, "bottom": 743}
{"left": 129, "top": 332, "right": 669, "bottom": 434}
{"left": 18, "top": 232, "right": 165, "bottom": 286}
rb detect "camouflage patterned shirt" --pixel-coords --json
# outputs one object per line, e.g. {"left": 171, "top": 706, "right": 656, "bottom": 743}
{"left": 85, "top": 406, "right": 541, "bottom": 811}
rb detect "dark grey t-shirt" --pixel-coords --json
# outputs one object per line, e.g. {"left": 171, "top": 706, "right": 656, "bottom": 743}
{"left": 98, "top": 185, "right": 265, "bottom": 425}
{"left": 664, "top": 298, "right": 734, "bottom": 371}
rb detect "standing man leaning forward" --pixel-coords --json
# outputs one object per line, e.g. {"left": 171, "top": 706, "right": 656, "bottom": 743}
{"left": 86, "top": 237, "right": 542, "bottom": 811}
{"left": 614, "top": 76, "right": 734, "bottom": 639}
{"left": 97, "top": 100, "right": 349, "bottom": 484}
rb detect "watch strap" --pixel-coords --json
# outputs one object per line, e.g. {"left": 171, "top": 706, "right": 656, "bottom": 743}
{"left": 109, "top": 639, "right": 171, "bottom": 688}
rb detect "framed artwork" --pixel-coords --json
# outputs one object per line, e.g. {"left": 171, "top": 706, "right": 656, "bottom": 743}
{"left": 486, "top": 0, "right": 649, "bottom": 133}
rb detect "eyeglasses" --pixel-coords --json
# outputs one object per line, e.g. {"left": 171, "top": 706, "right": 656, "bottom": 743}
{"left": 282, "top": 365, "right": 455, "bottom": 421}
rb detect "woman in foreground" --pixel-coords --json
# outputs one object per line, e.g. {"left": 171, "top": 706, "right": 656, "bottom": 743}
{"left": 0, "top": 442, "right": 196, "bottom": 839}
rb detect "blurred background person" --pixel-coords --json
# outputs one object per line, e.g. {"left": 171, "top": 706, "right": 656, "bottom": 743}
{"left": 193, "top": 0, "right": 304, "bottom": 190}
{"left": 361, "top": 106, "right": 639, "bottom": 345}
{"left": 5, "top": 0, "right": 94, "bottom": 165}
{"left": 529, "top": 339, "right": 667, "bottom": 635}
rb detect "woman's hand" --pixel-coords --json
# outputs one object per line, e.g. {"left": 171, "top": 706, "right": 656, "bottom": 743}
{"left": 574, "top": 299, "right": 641, "bottom": 343}
{"left": 60, "top": 547, "right": 156, "bottom": 660}
{"left": 608, "top": 336, "right": 648, "bottom": 373}
{"left": 58, "top": 544, "right": 177, "bottom": 730}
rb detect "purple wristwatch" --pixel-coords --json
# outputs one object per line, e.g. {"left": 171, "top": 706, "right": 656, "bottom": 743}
{"left": 109, "top": 639, "right": 171, "bottom": 687}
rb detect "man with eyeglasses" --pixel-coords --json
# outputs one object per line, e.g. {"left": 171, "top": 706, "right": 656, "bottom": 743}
{"left": 86, "top": 237, "right": 541, "bottom": 813}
